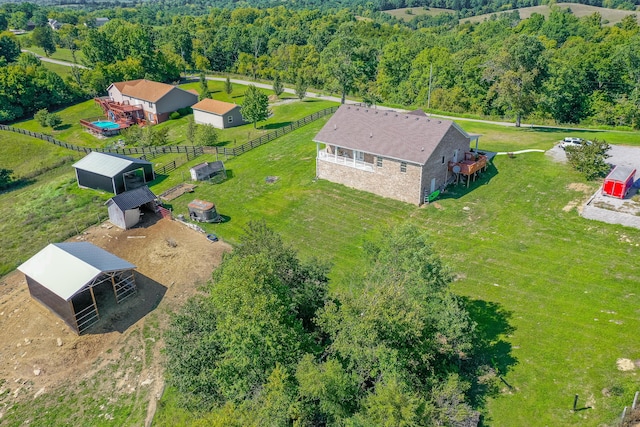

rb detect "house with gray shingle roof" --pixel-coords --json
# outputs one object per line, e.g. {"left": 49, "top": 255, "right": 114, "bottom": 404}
{"left": 107, "top": 79, "right": 198, "bottom": 124}
{"left": 313, "top": 105, "right": 478, "bottom": 205}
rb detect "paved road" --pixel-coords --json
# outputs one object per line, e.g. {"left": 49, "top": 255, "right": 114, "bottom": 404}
{"left": 14, "top": 59, "right": 628, "bottom": 131}
{"left": 21, "top": 50, "right": 88, "bottom": 69}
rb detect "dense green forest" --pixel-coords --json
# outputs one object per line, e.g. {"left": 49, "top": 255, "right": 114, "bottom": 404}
{"left": 165, "top": 223, "right": 480, "bottom": 425}
{"left": 1, "top": 2, "right": 640, "bottom": 125}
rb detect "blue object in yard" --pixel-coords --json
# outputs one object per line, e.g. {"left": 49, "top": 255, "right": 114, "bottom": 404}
{"left": 92, "top": 120, "right": 120, "bottom": 130}
{"left": 206, "top": 234, "right": 219, "bottom": 242}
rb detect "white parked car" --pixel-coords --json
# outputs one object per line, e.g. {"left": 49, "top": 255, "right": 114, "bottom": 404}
{"left": 560, "top": 137, "right": 583, "bottom": 150}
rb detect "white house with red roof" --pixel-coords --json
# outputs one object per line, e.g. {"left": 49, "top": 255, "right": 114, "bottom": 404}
{"left": 106, "top": 79, "right": 198, "bottom": 124}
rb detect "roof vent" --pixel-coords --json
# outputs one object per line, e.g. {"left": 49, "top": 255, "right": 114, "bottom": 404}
{"left": 334, "top": 124, "right": 337, "bottom": 130}
{"left": 395, "top": 114, "right": 398, "bottom": 117}
{"left": 369, "top": 132, "right": 373, "bottom": 138}
{"left": 384, "top": 112, "right": 388, "bottom": 115}
{"left": 437, "top": 121, "right": 441, "bottom": 124}
{"left": 421, "top": 147, "right": 425, "bottom": 151}
{"left": 405, "top": 115, "right": 409, "bottom": 119}
{"left": 365, "top": 109, "right": 368, "bottom": 113}
{"left": 415, "top": 117, "right": 419, "bottom": 120}
{"left": 375, "top": 111, "right": 379, "bottom": 114}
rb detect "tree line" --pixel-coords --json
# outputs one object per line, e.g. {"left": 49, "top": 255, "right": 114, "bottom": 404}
{"left": 2, "top": 3, "right": 640, "bottom": 128}
{"left": 165, "top": 222, "right": 489, "bottom": 425}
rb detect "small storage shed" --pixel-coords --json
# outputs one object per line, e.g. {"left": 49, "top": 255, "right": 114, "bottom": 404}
{"left": 17, "top": 242, "right": 137, "bottom": 334}
{"left": 190, "top": 161, "right": 226, "bottom": 182}
{"left": 73, "top": 152, "right": 155, "bottom": 194}
{"left": 603, "top": 166, "right": 636, "bottom": 199}
{"left": 106, "top": 186, "right": 157, "bottom": 229}
{"left": 188, "top": 199, "right": 222, "bottom": 223}
{"left": 192, "top": 99, "right": 245, "bottom": 129}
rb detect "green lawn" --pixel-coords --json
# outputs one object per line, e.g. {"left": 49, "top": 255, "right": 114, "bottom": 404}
{"left": 2, "top": 110, "right": 640, "bottom": 425}
{"left": 12, "top": 82, "right": 337, "bottom": 150}
{"left": 151, "top": 119, "right": 640, "bottom": 426}
{"left": 22, "top": 46, "right": 85, "bottom": 64}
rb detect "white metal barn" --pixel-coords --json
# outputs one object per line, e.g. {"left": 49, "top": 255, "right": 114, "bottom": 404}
{"left": 18, "top": 242, "right": 137, "bottom": 334}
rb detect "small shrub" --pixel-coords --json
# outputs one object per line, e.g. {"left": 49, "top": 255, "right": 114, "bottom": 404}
{"left": 177, "top": 107, "right": 192, "bottom": 116}
{"left": 34, "top": 109, "right": 49, "bottom": 127}
{"left": 46, "top": 113, "right": 62, "bottom": 129}
{"left": 169, "top": 111, "right": 181, "bottom": 120}
{"left": 406, "top": 8, "right": 413, "bottom": 15}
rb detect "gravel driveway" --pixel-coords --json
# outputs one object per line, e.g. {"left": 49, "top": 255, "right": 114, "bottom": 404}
{"left": 546, "top": 142, "right": 640, "bottom": 228}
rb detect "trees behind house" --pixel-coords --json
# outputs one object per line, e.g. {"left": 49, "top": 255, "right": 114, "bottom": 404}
{"left": 165, "top": 223, "right": 480, "bottom": 425}
{"left": 241, "top": 84, "right": 269, "bottom": 128}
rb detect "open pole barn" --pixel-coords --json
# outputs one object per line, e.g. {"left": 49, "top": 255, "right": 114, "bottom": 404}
{"left": 106, "top": 186, "right": 158, "bottom": 229}
{"left": 17, "top": 242, "right": 137, "bottom": 334}
{"left": 73, "top": 152, "right": 155, "bottom": 194}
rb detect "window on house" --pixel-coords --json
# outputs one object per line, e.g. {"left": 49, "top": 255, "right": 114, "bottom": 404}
{"left": 228, "top": 116, "right": 233, "bottom": 123}
{"left": 400, "top": 162, "right": 407, "bottom": 173}
{"left": 442, "top": 156, "right": 445, "bottom": 164}
{"left": 376, "top": 157, "right": 383, "bottom": 167}
{"left": 148, "top": 101, "right": 152, "bottom": 108}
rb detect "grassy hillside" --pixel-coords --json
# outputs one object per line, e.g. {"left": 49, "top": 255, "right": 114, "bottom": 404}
{"left": 462, "top": 3, "right": 640, "bottom": 25}
{"left": 147, "top": 117, "right": 640, "bottom": 426}
{"left": 3, "top": 101, "right": 640, "bottom": 425}
{"left": 383, "top": 6, "right": 456, "bottom": 21}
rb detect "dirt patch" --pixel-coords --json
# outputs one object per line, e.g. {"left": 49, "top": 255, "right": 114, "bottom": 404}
{"left": 616, "top": 358, "right": 636, "bottom": 371}
{"left": 568, "top": 183, "right": 591, "bottom": 193}
{"left": 0, "top": 215, "right": 231, "bottom": 424}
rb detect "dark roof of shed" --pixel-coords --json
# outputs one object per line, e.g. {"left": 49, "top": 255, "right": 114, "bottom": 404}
{"left": 313, "top": 105, "right": 470, "bottom": 165}
{"left": 107, "top": 186, "right": 156, "bottom": 211}
{"left": 191, "top": 161, "right": 225, "bottom": 174}
{"left": 72, "top": 152, "right": 152, "bottom": 178}
{"left": 606, "top": 165, "right": 636, "bottom": 182}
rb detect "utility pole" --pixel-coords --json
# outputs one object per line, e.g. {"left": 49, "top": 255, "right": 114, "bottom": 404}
{"left": 427, "top": 63, "right": 433, "bottom": 110}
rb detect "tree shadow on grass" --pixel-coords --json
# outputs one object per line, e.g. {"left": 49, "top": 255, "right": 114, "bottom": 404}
{"left": 261, "top": 121, "right": 292, "bottom": 130}
{"left": 459, "top": 297, "right": 518, "bottom": 421}
{"left": 527, "top": 126, "right": 604, "bottom": 135}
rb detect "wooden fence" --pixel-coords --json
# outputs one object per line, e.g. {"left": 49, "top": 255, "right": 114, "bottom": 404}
{"left": 206, "top": 106, "right": 339, "bottom": 159}
{"left": 1, "top": 105, "right": 337, "bottom": 171}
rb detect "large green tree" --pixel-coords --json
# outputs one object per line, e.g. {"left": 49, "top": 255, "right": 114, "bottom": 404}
{"left": 240, "top": 84, "right": 269, "bottom": 128}
{"left": 0, "top": 31, "right": 20, "bottom": 64}
{"left": 483, "top": 34, "right": 547, "bottom": 127}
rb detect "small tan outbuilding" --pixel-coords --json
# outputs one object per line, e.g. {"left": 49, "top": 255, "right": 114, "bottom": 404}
{"left": 192, "top": 99, "right": 245, "bottom": 129}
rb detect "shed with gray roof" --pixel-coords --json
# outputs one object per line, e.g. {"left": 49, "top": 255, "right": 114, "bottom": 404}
{"left": 106, "top": 186, "right": 157, "bottom": 229}
{"left": 73, "top": 152, "right": 155, "bottom": 194}
{"left": 18, "top": 242, "right": 137, "bottom": 334}
{"left": 313, "top": 105, "right": 478, "bottom": 205}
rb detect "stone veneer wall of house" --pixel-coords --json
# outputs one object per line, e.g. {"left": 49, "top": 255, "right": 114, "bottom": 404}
{"left": 419, "top": 126, "right": 471, "bottom": 198}
{"left": 317, "top": 155, "right": 423, "bottom": 205}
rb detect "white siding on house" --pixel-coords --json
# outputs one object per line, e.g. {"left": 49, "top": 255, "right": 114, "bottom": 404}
{"left": 194, "top": 110, "right": 225, "bottom": 128}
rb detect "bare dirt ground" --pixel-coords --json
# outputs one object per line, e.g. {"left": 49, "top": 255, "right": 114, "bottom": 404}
{"left": 0, "top": 215, "right": 231, "bottom": 425}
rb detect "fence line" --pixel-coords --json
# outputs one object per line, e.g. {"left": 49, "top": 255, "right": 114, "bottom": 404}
{"left": 1, "top": 105, "right": 336, "bottom": 170}
{"left": 207, "top": 106, "right": 338, "bottom": 159}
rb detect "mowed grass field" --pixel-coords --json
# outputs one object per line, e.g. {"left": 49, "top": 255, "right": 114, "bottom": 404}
{"left": 152, "top": 119, "right": 640, "bottom": 425}
{"left": 2, "top": 110, "right": 640, "bottom": 425}
{"left": 461, "top": 3, "right": 640, "bottom": 25}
